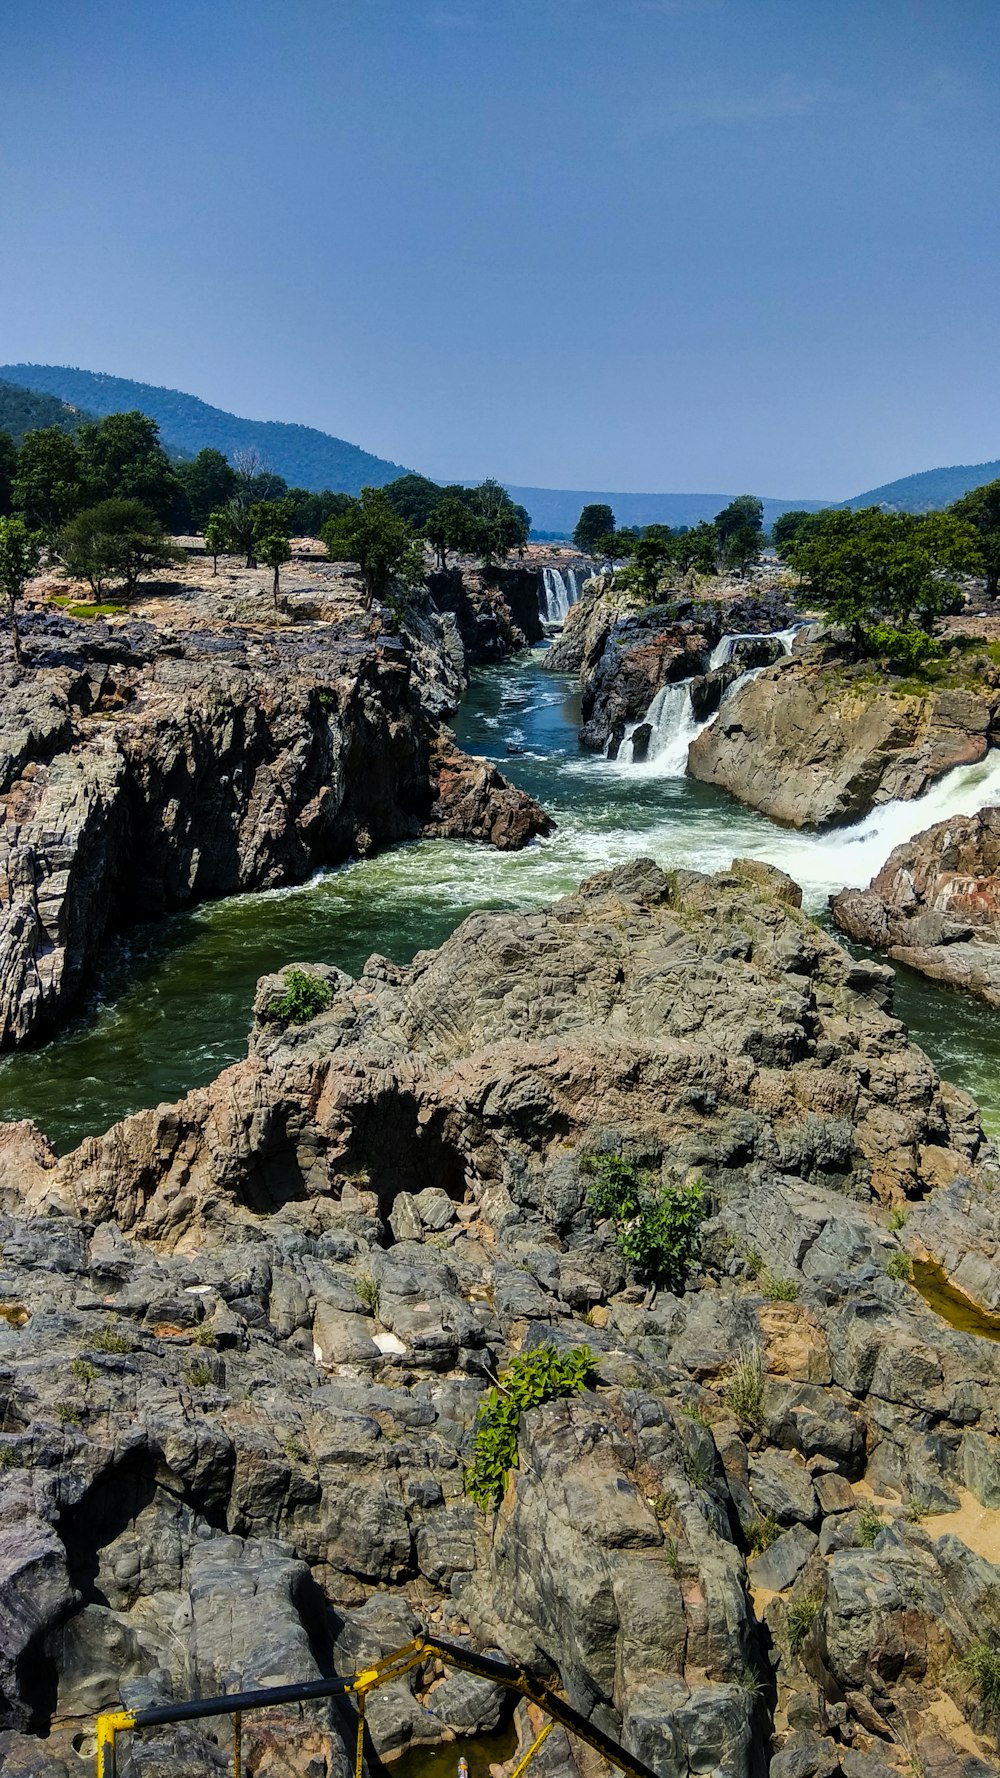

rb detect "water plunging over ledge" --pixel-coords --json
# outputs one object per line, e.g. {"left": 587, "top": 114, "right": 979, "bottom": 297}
{"left": 3, "top": 646, "right": 1000, "bottom": 1152}
{"left": 611, "top": 625, "right": 801, "bottom": 772}
{"left": 539, "top": 566, "right": 586, "bottom": 625}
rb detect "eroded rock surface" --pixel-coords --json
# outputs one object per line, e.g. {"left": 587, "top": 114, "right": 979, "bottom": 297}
{"left": 0, "top": 610, "right": 548, "bottom": 1049}
{"left": 2, "top": 861, "right": 1000, "bottom": 1774}
{"left": 832, "top": 806, "right": 1000, "bottom": 1005}
{"left": 689, "top": 656, "right": 1000, "bottom": 828}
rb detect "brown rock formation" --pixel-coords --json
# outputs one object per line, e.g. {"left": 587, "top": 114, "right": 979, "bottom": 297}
{"left": 832, "top": 804, "right": 1000, "bottom": 1003}
{"left": 688, "top": 654, "right": 999, "bottom": 827}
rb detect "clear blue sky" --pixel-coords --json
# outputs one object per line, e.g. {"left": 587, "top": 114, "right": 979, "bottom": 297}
{"left": 2, "top": 0, "right": 998, "bottom": 498}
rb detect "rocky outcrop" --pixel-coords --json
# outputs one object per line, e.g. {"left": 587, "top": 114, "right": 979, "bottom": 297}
{"left": 427, "top": 566, "right": 544, "bottom": 664}
{"left": 2, "top": 860, "right": 1000, "bottom": 1773}
{"left": 0, "top": 612, "right": 549, "bottom": 1049}
{"left": 689, "top": 654, "right": 1000, "bottom": 828}
{"left": 832, "top": 805, "right": 1000, "bottom": 1003}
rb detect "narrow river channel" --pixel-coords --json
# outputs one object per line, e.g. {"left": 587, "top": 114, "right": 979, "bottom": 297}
{"left": 4, "top": 646, "right": 1000, "bottom": 1152}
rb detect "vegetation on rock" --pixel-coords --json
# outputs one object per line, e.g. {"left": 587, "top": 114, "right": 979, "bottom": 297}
{"left": 267, "top": 967, "right": 334, "bottom": 1025}
{"left": 583, "top": 1154, "right": 705, "bottom": 1287}
{"left": 465, "top": 1342, "right": 596, "bottom": 1509}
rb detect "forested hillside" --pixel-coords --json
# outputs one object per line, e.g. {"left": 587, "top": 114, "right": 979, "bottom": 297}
{"left": 846, "top": 459, "right": 1000, "bottom": 512}
{"left": 0, "top": 364, "right": 411, "bottom": 493}
{"left": 0, "top": 378, "right": 93, "bottom": 443}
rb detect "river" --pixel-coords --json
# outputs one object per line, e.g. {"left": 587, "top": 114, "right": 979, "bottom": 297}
{"left": 3, "top": 645, "right": 1000, "bottom": 1152}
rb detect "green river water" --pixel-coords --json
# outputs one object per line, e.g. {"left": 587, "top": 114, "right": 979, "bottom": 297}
{"left": 3, "top": 645, "right": 1000, "bottom": 1153}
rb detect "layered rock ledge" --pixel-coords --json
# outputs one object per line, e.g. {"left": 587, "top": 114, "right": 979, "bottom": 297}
{"left": 688, "top": 653, "right": 1000, "bottom": 828}
{"left": 3, "top": 861, "right": 1000, "bottom": 1774}
{"left": 0, "top": 609, "right": 550, "bottom": 1049}
{"left": 833, "top": 804, "right": 1000, "bottom": 1004}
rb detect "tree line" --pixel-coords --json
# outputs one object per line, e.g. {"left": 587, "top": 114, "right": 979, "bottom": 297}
{"left": 0, "top": 411, "right": 534, "bottom": 659}
{"left": 572, "top": 482, "right": 1000, "bottom": 668}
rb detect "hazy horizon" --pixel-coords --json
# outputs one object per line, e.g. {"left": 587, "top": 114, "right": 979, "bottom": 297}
{"left": 3, "top": 1, "right": 998, "bottom": 499}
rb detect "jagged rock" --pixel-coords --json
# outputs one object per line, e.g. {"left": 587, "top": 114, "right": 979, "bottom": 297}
{"left": 0, "top": 617, "right": 548, "bottom": 1049}
{"left": 689, "top": 654, "right": 999, "bottom": 827}
{"left": 832, "top": 805, "right": 1000, "bottom": 1004}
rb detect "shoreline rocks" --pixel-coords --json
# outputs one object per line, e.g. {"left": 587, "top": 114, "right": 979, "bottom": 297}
{"left": 832, "top": 805, "right": 1000, "bottom": 1003}
{"left": 0, "top": 607, "right": 550, "bottom": 1050}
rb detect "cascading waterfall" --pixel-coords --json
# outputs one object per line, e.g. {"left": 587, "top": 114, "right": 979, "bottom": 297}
{"left": 613, "top": 625, "right": 801, "bottom": 775}
{"left": 540, "top": 566, "right": 585, "bottom": 625}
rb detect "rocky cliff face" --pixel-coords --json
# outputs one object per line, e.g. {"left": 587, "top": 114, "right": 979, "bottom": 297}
{"left": 0, "top": 610, "right": 550, "bottom": 1050}
{"left": 832, "top": 805, "right": 1000, "bottom": 1004}
{"left": 689, "top": 655, "right": 1000, "bottom": 828}
{"left": 427, "top": 567, "right": 544, "bottom": 664}
{"left": 2, "top": 860, "right": 1000, "bottom": 1776}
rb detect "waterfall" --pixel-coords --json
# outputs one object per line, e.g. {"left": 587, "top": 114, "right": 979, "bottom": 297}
{"left": 613, "top": 626, "right": 801, "bottom": 777}
{"left": 540, "top": 567, "right": 584, "bottom": 626}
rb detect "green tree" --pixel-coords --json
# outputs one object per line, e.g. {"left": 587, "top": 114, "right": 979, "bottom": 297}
{"left": 573, "top": 503, "right": 615, "bottom": 554}
{"left": 787, "top": 506, "right": 982, "bottom": 655}
{"left": 592, "top": 530, "right": 633, "bottom": 562}
{"left": 383, "top": 472, "right": 444, "bottom": 528}
{"left": 673, "top": 521, "right": 719, "bottom": 575}
{"left": 0, "top": 431, "right": 15, "bottom": 518}
{"left": 77, "top": 411, "right": 189, "bottom": 528}
{"left": 715, "top": 495, "right": 764, "bottom": 572}
{"left": 424, "top": 492, "right": 480, "bottom": 569}
{"left": 467, "top": 479, "right": 530, "bottom": 568}
{"left": 951, "top": 479, "right": 1000, "bottom": 600}
{"left": 251, "top": 499, "right": 295, "bottom": 608}
{"left": 286, "top": 488, "right": 352, "bottom": 537}
{"left": 12, "top": 427, "right": 84, "bottom": 537}
{"left": 177, "top": 448, "right": 238, "bottom": 529}
{"left": 0, "top": 516, "right": 42, "bottom": 666}
{"left": 321, "top": 487, "right": 426, "bottom": 602}
{"left": 203, "top": 509, "right": 233, "bottom": 574}
{"left": 58, "top": 499, "right": 185, "bottom": 599}
{"left": 626, "top": 525, "right": 674, "bottom": 598}
{"left": 772, "top": 509, "right": 822, "bottom": 554}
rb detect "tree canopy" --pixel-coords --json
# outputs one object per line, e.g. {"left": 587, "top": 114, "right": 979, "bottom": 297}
{"left": 573, "top": 503, "right": 615, "bottom": 555}
{"left": 177, "top": 448, "right": 238, "bottom": 529}
{"left": 951, "top": 479, "right": 1000, "bottom": 600}
{"left": 77, "top": 411, "right": 190, "bottom": 529}
{"left": 383, "top": 473, "right": 444, "bottom": 529}
{"left": 0, "top": 516, "right": 42, "bottom": 665}
{"left": 321, "top": 487, "right": 426, "bottom": 601}
{"left": 785, "top": 506, "right": 982, "bottom": 660}
{"left": 12, "top": 428, "right": 85, "bottom": 537}
{"left": 58, "top": 499, "right": 184, "bottom": 599}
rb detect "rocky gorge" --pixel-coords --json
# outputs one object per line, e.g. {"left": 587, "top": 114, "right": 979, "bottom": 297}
{"left": 2, "top": 858, "right": 1000, "bottom": 1778}
{"left": 0, "top": 597, "right": 549, "bottom": 1051}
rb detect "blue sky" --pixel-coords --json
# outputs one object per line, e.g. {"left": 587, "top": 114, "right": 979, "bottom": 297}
{"left": 1, "top": 0, "right": 997, "bottom": 497}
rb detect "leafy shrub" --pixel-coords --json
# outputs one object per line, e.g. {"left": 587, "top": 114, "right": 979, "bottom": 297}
{"left": 54, "top": 1403, "right": 82, "bottom": 1427}
{"left": 857, "top": 1500, "right": 885, "bottom": 1546}
{"left": 268, "top": 968, "right": 333, "bottom": 1025}
{"left": 964, "top": 1641, "right": 1000, "bottom": 1715}
{"left": 865, "top": 622, "right": 944, "bottom": 670}
{"left": 724, "top": 1344, "right": 765, "bottom": 1429}
{"left": 0, "top": 1443, "right": 25, "bottom": 1467}
{"left": 70, "top": 1358, "right": 97, "bottom": 1383}
{"left": 192, "top": 1324, "right": 216, "bottom": 1347}
{"left": 466, "top": 1344, "right": 596, "bottom": 1510}
{"left": 787, "top": 1591, "right": 823, "bottom": 1655}
{"left": 887, "top": 1206, "right": 908, "bottom": 1232}
{"left": 583, "top": 1155, "right": 705, "bottom": 1288}
{"left": 886, "top": 1251, "right": 913, "bottom": 1282}
{"left": 189, "top": 1360, "right": 214, "bottom": 1387}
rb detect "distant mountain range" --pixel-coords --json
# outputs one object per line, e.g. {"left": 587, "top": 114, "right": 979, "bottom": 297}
{"left": 0, "top": 364, "right": 410, "bottom": 493}
{"left": 2, "top": 363, "right": 997, "bottom": 530}
{"left": 844, "top": 461, "right": 1000, "bottom": 514}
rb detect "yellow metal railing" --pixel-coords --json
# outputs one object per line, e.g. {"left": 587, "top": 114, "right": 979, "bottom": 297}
{"left": 94, "top": 1634, "right": 660, "bottom": 1778}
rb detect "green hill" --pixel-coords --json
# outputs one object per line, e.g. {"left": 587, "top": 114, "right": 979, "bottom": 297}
{"left": 0, "top": 364, "right": 411, "bottom": 493}
{"left": 0, "top": 378, "right": 94, "bottom": 444}
{"left": 845, "top": 460, "right": 1000, "bottom": 513}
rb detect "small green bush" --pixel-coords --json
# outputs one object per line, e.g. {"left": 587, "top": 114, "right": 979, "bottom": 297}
{"left": 466, "top": 1344, "right": 596, "bottom": 1510}
{"left": 70, "top": 1358, "right": 97, "bottom": 1383}
{"left": 886, "top": 1251, "right": 913, "bottom": 1282}
{"left": 356, "top": 1272, "right": 381, "bottom": 1318}
{"left": 583, "top": 1156, "right": 705, "bottom": 1288}
{"left": 761, "top": 1271, "right": 800, "bottom": 1302}
{"left": 93, "top": 1322, "right": 135, "bottom": 1355}
{"left": 747, "top": 1512, "right": 780, "bottom": 1554}
{"left": 0, "top": 1443, "right": 25, "bottom": 1467}
{"left": 724, "top": 1344, "right": 765, "bottom": 1429}
{"left": 887, "top": 1206, "right": 908, "bottom": 1232}
{"left": 865, "top": 622, "right": 944, "bottom": 670}
{"left": 189, "top": 1360, "right": 214, "bottom": 1387}
{"left": 787, "top": 1591, "right": 823, "bottom": 1655}
{"left": 269, "top": 968, "right": 333, "bottom": 1025}
{"left": 683, "top": 1448, "right": 714, "bottom": 1490}
{"left": 54, "top": 1402, "right": 82, "bottom": 1427}
{"left": 192, "top": 1324, "right": 216, "bottom": 1347}
{"left": 964, "top": 1641, "right": 1000, "bottom": 1715}
{"left": 857, "top": 1500, "right": 885, "bottom": 1547}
